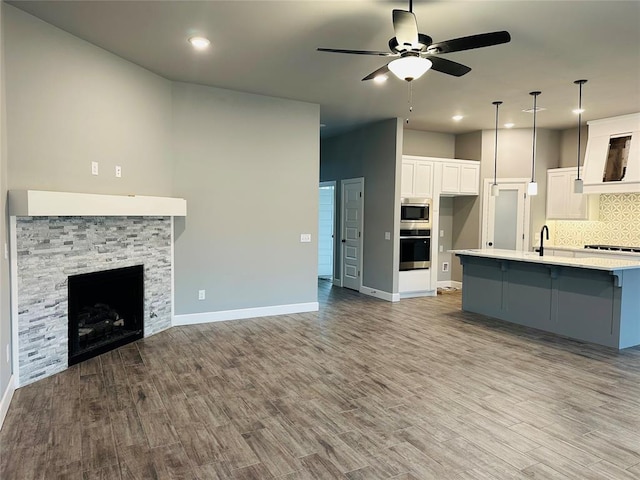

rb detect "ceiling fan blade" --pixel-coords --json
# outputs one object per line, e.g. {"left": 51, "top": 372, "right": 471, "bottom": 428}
{"left": 427, "top": 31, "right": 511, "bottom": 55}
{"left": 428, "top": 57, "right": 471, "bottom": 77}
{"left": 362, "top": 64, "right": 390, "bottom": 81}
{"left": 392, "top": 10, "right": 418, "bottom": 48}
{"left": 317, "top": 47, "right": 393, "bottom": 57}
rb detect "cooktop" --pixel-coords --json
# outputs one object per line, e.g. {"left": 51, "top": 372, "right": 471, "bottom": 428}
{"left": 584, "top": 244, "right": 640, "bottom": 253}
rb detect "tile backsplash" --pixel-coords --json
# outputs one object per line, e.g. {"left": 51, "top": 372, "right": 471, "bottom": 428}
{"left": 553, "top": 193, "right": 640, "bottom": 247}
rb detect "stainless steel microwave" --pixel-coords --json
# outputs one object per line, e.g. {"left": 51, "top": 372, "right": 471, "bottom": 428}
{"left": 400, "top": 197, "right": 431, "bottom": 229}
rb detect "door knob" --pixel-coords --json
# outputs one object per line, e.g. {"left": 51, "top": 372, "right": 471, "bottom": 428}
{"left": 341, "top": 239, "right": 346, "bottom": 243}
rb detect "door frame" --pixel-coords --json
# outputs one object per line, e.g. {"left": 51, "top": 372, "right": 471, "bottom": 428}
{"left": 340, "top": 177, "right": 364, "bottom": 290}
{"left": 481, "top": 178, "right": 531, "bottom": 251}
{"left": 318, "top": 180, "right": 336, "bottom": 280}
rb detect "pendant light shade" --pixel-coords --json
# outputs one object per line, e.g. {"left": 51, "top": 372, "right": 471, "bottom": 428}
{"left": 528, "top": 91, "right": 541, "bottom": 196}
{"left": 491, "top": 101, "right": 502, "bottom": 197}
{"left": 388, "top": 56, "right": 432, "bottom": 82}
{"left": 574, "top": 79, "right": 587, "bottom": 194}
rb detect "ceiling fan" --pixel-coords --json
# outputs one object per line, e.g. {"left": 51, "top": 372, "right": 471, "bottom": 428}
{"left": 317, "top": 0, "right": 511, "bottom": 82}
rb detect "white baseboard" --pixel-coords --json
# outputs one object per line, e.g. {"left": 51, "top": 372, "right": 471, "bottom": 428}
{"left": 173, "top": 301, "right": 319, "bottom": 326}
{"left": 400, "top": 290, "right": 437, "bottom": 299}
{"left": 360, "top": 285, "right": 400, "bottom": 302}
{"left": 437, "top": 280, "right": 462, "bottom": 289}
{"left": 333, "top": 278, "right": 342, "bottom": 287}
{"left": 0, "top": 375, "right": 15, "bottom": 430}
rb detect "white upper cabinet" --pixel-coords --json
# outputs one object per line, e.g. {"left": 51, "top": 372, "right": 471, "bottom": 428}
{"left": 402, "top": 156, "right": 479, "bottom": 198}
{"left": 401, "top": 158, "right": 433, "bottom": 198}
{"left": 546, "top": 167, "right": 599, "bottom": 220}
{"left": 440, "top": 160, "right": 480, "bottom": 195}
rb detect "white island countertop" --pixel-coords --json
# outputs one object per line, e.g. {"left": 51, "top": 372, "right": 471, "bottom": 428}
{"left": 451, "top": 249, "right": 640, "bottom": 272}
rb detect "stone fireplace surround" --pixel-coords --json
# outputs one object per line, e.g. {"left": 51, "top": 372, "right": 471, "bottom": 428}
{"left": 9, "top": 190, "right": 186, "bottom": 387}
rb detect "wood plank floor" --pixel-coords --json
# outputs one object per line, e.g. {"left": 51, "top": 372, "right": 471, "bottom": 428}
{"left": 2, "top": 280, "right": 640, "bottom": 479}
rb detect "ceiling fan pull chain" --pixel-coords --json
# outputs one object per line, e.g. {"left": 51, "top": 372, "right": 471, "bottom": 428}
{"left": 406, "top": 82, "right": 413, "bottom": 124}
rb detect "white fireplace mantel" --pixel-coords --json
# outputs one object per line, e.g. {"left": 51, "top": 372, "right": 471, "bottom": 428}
{"left": 8, "top": 190, "right": 187, "bottom": 217}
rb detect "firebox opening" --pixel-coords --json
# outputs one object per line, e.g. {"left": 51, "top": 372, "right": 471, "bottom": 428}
{"left": 68, "top": 265, "right": 144, "bottom": 366}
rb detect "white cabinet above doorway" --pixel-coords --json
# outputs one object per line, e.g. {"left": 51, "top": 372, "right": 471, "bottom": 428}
{"left": 401, "top": 156, "right": 480, "bottom": 198}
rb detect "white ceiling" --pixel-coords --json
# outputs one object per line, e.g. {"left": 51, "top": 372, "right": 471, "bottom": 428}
{"left": 8, "top": 0, "right": 640, "bottom": 137}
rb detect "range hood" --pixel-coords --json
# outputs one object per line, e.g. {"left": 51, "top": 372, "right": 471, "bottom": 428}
{"left": 582, "top": 113, "right": 640, "bottom": 194}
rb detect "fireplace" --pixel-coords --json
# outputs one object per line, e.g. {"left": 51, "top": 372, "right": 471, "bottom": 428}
{"left": 68, "top": 265, "right": 144, "bottom": 365}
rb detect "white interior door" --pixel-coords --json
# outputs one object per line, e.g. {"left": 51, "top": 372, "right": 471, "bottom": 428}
{"left": 482, "top": 179, "right": 530, "bottom": 251}
{"left": 341, "top": 178, "right": 364, "bottom": 291}
{"left": 318, "top": 182, "right": 335, "bottom": 279}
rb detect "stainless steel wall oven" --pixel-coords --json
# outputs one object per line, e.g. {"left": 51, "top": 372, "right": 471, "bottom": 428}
{"left": 400, "top": 228, "right": 431, "bottom": 270}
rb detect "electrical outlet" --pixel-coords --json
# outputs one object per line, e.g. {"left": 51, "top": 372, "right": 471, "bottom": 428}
{"left": 198, "top": 290, "right": 206, "bottom": 300}
{"left": 442, "top": 262, "right": 449, "bottom": 273}
{"left": 439, "top": 245, "right": 444, "bottom": 252}
{"left": 4, "top": 243, "right": 7, "bottom": 260}
{"left": 300, "top": 233, "right": 311, "bottom": 243}
{"left": 91, "top": 161, "right": 99, "bottom": 175}
{"left": 440, "top": 230, "right": 445, "bottom": 238}
{"left": 384, "top": 232, "right": 390, "bottom": 240}
{"left": 115, "top": 165, "right": 122, "bottom": 178}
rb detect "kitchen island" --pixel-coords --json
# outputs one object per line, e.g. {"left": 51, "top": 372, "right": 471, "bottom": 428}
{"left": 452, "top": 249, "right": 640, "bottom": 349}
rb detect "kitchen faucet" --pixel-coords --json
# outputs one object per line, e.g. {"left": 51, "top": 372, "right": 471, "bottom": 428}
{"left": 539, "top": 225, "right": 549, "bottom": 256}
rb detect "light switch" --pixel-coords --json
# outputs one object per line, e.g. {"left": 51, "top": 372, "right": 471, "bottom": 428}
{"left": 440, "top": 230, "right": 444, "bottom": 238}
{"left": 300, "top": 234, "right": 311, "bottom": 243}
{"left": 384, "top": 232, "right": 391, "bottom": 240}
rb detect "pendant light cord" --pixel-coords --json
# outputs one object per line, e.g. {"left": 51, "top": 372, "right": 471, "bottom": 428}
{"left": 575, "top": 80, "right": 587, "bottom": 180}
{"left": 530, "top": 91, "right": 541, "bottom": 183}
{"left": 492, "top": 101, "right": 502, "bottom": 186}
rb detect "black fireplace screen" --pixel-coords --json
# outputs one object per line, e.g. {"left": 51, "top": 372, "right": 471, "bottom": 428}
{"left": 68, "top": 265, "right": 144, "bottom": 365}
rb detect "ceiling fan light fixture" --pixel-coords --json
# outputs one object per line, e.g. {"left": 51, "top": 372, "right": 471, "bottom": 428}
{"left": 388, "top": 56, "right": 432, "bottom": 82}
{"left": 504, "top": 123, "right": 514, "bottom": 128}
{"left": 452, "top": 115, "right": 464, "bottom": 121}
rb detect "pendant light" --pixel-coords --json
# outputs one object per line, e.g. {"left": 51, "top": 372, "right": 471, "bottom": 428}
{"left": 491, "top": 101, "right": 502, "bottom": 196}
{"left": 527, "top": 91, "right": 541, "bottom": 196}
{"left": 574, "top": 79, "right": 587, "bottom": 193}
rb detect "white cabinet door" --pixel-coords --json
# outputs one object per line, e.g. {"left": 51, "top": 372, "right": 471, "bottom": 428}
{"left": 401, "top": 161, "right": 415, "bottom": 197}
{"left": 546, "top": 171, "right": 567, "bottom": 219}
{"left": 460, "top": 164, "right": 479, "bottom": 194}
{"left": 441, "top": 164, "right": 460, "bottom": 193}
{"left": 414, "top": 161, "right": 433, "bottom": 197}
{"left": 546, "top": 168, "right": 598, "bottom": 220}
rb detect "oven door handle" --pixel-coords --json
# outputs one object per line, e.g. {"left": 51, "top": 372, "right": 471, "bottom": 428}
{"left": 400, "top": 236, "right": 431, "bottom": 240}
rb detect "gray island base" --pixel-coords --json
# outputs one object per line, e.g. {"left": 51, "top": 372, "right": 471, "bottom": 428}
{"left": 452, "top": 249, "right": 640, "bottom": 349}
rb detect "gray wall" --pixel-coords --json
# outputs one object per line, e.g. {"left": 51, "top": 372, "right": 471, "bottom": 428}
{"left": 451, "top": 132, "right": 483, "bottom": 282}
{"left": 0, "top": 1, "right": 11, "bottom": 408}
{"left": 171, "top": 83, "right": 320, "bottom": 313}
{"left": 321, "top": 118, "right": 402, "bottom": 295}
{"left": 559, "top": 126, "right": 588, "bottom": 168}
{"left": 403, "top": 129, "right": 455, "bottom": 158}
{"left": 437, "top": 197, "right": 453, "bottom": 283}
{"left": 4, "top": 5, "right": 173, "bottom": 196}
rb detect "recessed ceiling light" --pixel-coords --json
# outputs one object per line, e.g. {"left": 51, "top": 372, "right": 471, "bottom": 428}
{"left": 188, "top": 36, "right": 210, "bottom": 50}
{"left": 504, "top": 123, "right": 515, "bottom": 128}
{"left": 373, "top": 75, "right": 388, "bottom": 84}
{"left": 522, "top": 107, "right": 546, "bottom": 113}
{"left": 572, "top": 108, "right": 585, "bottom": 114}
{"left": 452, "top": 115, "right": 464, "bottom": 121}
